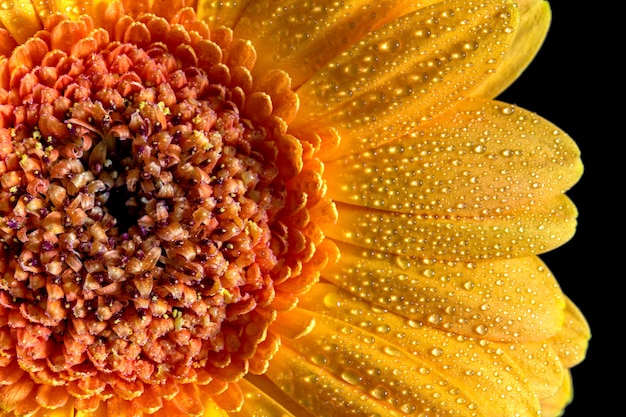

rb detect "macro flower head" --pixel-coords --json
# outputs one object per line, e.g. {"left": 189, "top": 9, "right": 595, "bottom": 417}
{"left": 0, "top": 0, "right": 589, "bottom": 416}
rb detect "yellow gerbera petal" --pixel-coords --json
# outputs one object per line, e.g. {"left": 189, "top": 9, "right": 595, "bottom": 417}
{"left": 496, "top": 340, "right": 565, "bottom": 400}
{"left": 34, "top": 0, "right": 94, "bottom": 20}
{"left": 325, "top": 98, "right": 582, "bottom": 216}
{"left": 549, "top": 297, "right": 591, "bottom": 368}
{"left": 291, "top": 0, "right": 518, "bottom": 159}
{"left": 323, "top": 241, "right": 566, "bottom": 342}
{"left": 196, "top": 0, "right": 253, "bottom": 31}
{"left": 0, "top": 0, "right": 40, "bottom": 43}
{"left": 327, "top": 193, "right": 577, "bottom": 261}
{"left": 232, "top": 0, "right": 433, "bottom": 88}
{"left": 281, "top": 284, "right": 542, "bottom": 416}
{"left": 539, "top": 370, "right": 573, "bottom": 417}
{"left": 472, "top": 0, "right": 551, "bottom": 98}
{"left": 233, "top": 376, "right": 310, "bottom": 417}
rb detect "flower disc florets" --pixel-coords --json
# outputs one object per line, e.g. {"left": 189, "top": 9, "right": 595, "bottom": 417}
{"left": 0, "top": 4, "right": 332, "bottom": 413}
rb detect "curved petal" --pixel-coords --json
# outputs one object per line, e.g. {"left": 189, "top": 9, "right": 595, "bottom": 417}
{"left": 323, "top": 241, "right": 566, "bottom": 342}
{"left": 327, "top": 193, "right": 578, "bottom": 260}
{"left": 234, "top": 376, "right": 314, "bottom": 417}
{"left": 495, "top": 340, "right": 565, "bottom": 400}
{"left": 232, "top": 0, "right": 431, "bottom": 87}
{"left": 290, "top": 0, "right": 519, "bottom": 159}
{"left": 325, "top": 98, "right": 582, "bottom": 216}
{"left": 276, "top": 284, "right": 542, "bottom": 416}
{"left": 37, "top": 0, "right": 96, "bottom": 20}
{"left": 539, "top": 370, "right": 573, "bottom": 417}
{"left": 196, "top": 0, "right": 253, "bottom": 30}
{"left": 472, "top": 0, "right": 551, "bottom": 98}
{"left": 549, "top": 297, "right": 590, "bottom": 368}
{"left": 0, "top": 0, "right": 42, "bottom": 43}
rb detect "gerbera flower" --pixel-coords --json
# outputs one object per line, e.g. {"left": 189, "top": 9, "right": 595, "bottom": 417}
{"left": 0, "top": 0, "right": 589, "bottom": 416}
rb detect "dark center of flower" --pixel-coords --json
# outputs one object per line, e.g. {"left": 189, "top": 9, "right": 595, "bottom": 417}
{"left": 0, "top": 8, "right": 308, "bottom": 394}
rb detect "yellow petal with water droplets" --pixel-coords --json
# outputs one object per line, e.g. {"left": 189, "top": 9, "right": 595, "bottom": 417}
{"left": 325, "top": 98, "right": 582, "bottom": 216}
{"left": 43, "top": 0, "right": 95, "bottom": 19}
{"left": 472, "top": 0, "right": 551, "bottom": 98}
{"left": 232, "top": 376, "right": 313, "bottom": 417}
{"left": 291, "top": 0, "right": 518, "bottom": 159}
{"left": 540, "top": 370, "right": 573, "bottom": 417}
{"left": 0, "top": 0, "right": 42, "bottom": 43}
{"left": 195, "top": 0, "right": 253, "bottom": 31}
{"left": 549, "top": 296, "right": 590, "bottom": 368}
{"left": 495, "top": 340, "right": 565, "bottom": 400}
{"left": 266, "top": 343, "right": 402, "bottom": 417}
{"left": 233, "top": 0, "right": 432, "bottom": 88}
{"left": 323, "top": 241, "right": 565, "bottom": 342}
{"left": 282, "top": 285, "right": 541, "bottom": 416}
{"left": 327, "top": 193, "right": 578, "bottom": 261}
{"left": 273, "top": 308, "right": 316, "bottom": 339}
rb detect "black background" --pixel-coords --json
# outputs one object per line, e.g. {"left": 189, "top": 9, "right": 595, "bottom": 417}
{"left": 498, "top": 2, "right": 613, "bottom": 415}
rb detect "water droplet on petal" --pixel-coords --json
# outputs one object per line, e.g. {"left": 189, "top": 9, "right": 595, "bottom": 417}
{"left": 341, "top": 369, "right": 362, "bottom": 385}
{"left": 430, "top": 347, "right": 444, "bottom": 357}
{"left": 323, "top": 291, "right": 343, "bottom": 308}
{"left": 474, "top": 324, "right": 488, "bottom": 335}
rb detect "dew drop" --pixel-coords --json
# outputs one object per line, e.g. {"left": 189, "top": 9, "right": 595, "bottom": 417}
{"left": 473, "top": 144, "right": 486, "bottom": 154}
{"left": 430, "top": 347, "right": 444, "bottom": 357}
{"left": 407, "top": 319, "right": 422, "bottom": 329}
{"left": 414, "top": 28, "right": 431, "bottom": 38}
{"left": 370, "top": 385, "right": 389, "bottom": 400}
{"left": 395, "top": 256, "right": 412, "bottom": 270}
{"left": 401, "top": 403, "right": 417, "bottom": 414}
{"left": 341, "top": 369, "right": 362, "bottom": 385}
{"left": 379, "top": 38, "right": 401, "bottom": 53}
{"left": 462, "top": 41, "right": 479, "bottom": 51}
{"left": 427, "top": 313, "right": 442, "bottom": 325}
{"left": 501, "top": 106, "right": 515, "bottom": 115}
{"left": 304, "top": 355, "right": 325, "bottom": 372}
{"left": 376, "top": 324, "right": 391, "bottom": 334}
{"left": 474, "top": 324, "right": 488, "bottom": 335}
{"left": 323, "top": 292, "right": 343, "bottom": 308}
{"left": 422, "top": 268, "right": 435, "bottom": 278}
{"left": 383, "top": 345, "right": 402, "bottom": 358}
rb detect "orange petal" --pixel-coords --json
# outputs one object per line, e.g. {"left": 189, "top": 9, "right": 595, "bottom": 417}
{"left": 0, "top": 28, "right": 17, "bottom": 57}
{"left": 0, "top": 360, "right": 25, "bottom": 385}
{"left": 36, "top": 384, "right": 69, "bottom": 409}
{"left": 167, "top": 383, "right": 204, "bottom": 416}
{"left": 0, "top": 372, "right": 36, "bottom": 411}
{"left": 209, "top": 382, "right": 244, "bottom": 413}
{"left": 13, "top": 385, "right": 40, "bottom": 416}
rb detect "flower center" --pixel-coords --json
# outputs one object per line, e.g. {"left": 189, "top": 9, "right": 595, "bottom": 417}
{"left": 0, "top": 6, "right": 321, "bottom": 406}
